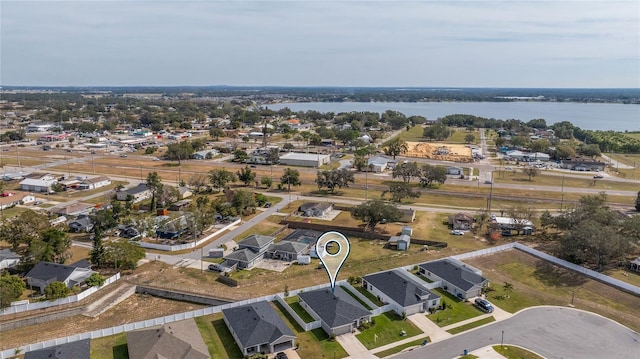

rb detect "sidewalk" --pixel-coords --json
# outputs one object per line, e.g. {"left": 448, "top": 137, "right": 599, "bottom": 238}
{"left": 336, "top": 333, "right": 378, "bottom": 359}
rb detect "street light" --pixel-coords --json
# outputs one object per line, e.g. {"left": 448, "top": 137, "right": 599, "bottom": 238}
{"left": 501, "top": 330, "right": 504, "bottom": 348}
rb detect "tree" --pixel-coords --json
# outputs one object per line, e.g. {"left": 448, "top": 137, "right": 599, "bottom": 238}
{"left": 280, "top": 168, "right": 301, "bottom": 192}
{"left": 282, "top": 142, "right": 295, "bottom": 151}
{"left": 503, "top": 282, "right": 514, "bottom": 296}
{"left": 208, "top": 168, "right": 236, "bottom": 191}
{"left": 233, "top": 149, "right": 248, "bottom": 162}
{"left": 0, "top": 273, "right": 26, "bottom": 308}
{"left": 353, "top": 155, "right": 368, "bottom": 172}
{"left": 237, "top": 166, "right": 256, "bottom": 186}
{"left": 85, "top": 273, "right": 105, "bottom": 287}
{"left": 522, "top": 167, "right": 540, "bottom": 181}
{"left": 464, "top": 133, "right": 476, "bottom": 144}
{"left": 636, "top": 191, "right": 640, "bottom": 212}
{"left": 0, "top": 210, "right": 50, "bottom": 250}
{"left": 418, "top": 164, "right": 447, "bottom": 187}
{"left": 261, "top": 176, "right": 273, "bottom": 189}
{"left": 232, "top": 190, "right": 257, "bottom": 215}
{"left": 315, "top": 169, "right": 355, "bottom": 194}
{"left": 392, "top": 162, "right": 420, "bottom": 183}
{"left": 209, "top": 128, "right": 225, "bottom": 141}
{"left": 265, "top": 148, "right": 280, "bottom": 165}
{"left": 555, "top": 144, "right": 576, "bottom": 160}
{"left": 423, "top": 123, "right": 451, "bottom": 141}
{"left": 165, "top": 141, "right": 196, "bottom": 165}
{"left": 44, "top": 281, "right": 71, "bottom": 300}
{"left": 146, "top": 172, "right": 164, "bottom": 212}
{"left": 104, "top": 238, "right": 146, "bottom": 270}
{"left": 351, "top": 199, "right": 401, "bottom": 232}
{"left": 530, "top": 139, "right": 551, "bottom": 153}
{"left": 188, "top": 173, "right": 210, "bottom": 194}
{"left": 32, "top": 228, "right": 71, "bottom": 264}
{"left": 382, "top": 138, "right": 408, "bottom": 159}
{"left": 383, "top": 182, "right": 421, "bottom": 203}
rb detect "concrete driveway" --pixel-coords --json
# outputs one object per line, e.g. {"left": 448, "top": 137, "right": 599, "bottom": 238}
{"left": 336, "top": 333, "right": 378, "bottom": 359}
{"left": 394, "top": 306, "right": 640, "bottom": 359}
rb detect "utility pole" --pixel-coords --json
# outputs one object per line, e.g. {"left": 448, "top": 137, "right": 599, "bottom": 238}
{"left": 560, "top": 176, "right": 565, "bottom": 211}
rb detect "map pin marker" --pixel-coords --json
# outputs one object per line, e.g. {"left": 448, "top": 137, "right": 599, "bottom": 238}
{"left": 316, "top": 231, "right": 350, "bottom": 293}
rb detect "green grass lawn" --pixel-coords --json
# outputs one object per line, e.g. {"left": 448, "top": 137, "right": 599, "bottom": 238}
{"left": 449, "top": 129, "right": 480, "bottom": 144}
{"left": 340, "top": 286, "right": 374, "bottom": 310}
{"left": 374, "top": 337, "right": 430, "bottom": 358}
{"left": 447, "top": 316, "right": 496, "bottom": 334}
{"left": 397, "top": 125, "right": 427, "bottom": 142}
{"left": 90, "top": 332, "right": 128, "bottom": 359}
{"left": 493, "top": 345, "right": 543, "bottom": 359}
{"left": 427, "top": 289, "right": 484, "bottom": 327}
{"left": 354, "top": 286, "right": 384, "bottom": 307}
{"left": 194, "top": 314, "right": 244, "bottom": 359}
{"left": 605, "top": 269, "right": 640, "bottom": 287}
{"left": 271, "top": 301, "right": 348, "bottom": 358}
{"left": 356, "top": 312, "right": 423, "bottom": 350}
{"left": 285, "top": 296, "right": 315, "bottom": 323}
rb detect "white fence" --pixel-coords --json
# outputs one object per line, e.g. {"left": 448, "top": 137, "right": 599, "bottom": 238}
{"left": 136, "top": 219, "right": 241, "bottom": 251}
{"left": 274, "top": 296, "right": 321, "bottom": 331}
{"left": 1, "top": 273, "right": 121, "bottom": 316}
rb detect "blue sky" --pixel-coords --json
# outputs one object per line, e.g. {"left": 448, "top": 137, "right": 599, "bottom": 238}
{"left": 1, "top": 1, "right": 638, "bottom": 87}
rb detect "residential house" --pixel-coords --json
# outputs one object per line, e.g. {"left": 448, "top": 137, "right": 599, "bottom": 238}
{"left": 266, "top": 240, "right": 310, "bottom": 261}
{"left": 222, "top": 301, "right": 296, "bottom": 356}
{"left": 177, "top": 186, "right": 193, "bottom": 199}
{"left": 116, "top": 183, "right": 151, "bottom": 203}
{"left": 68, "top": 215, "right": 94, "bottom": 233}
{"left": 368, "top": 155, "right": 390, "bottom": 173}
{"left": 156, "top": 215, "right": 190, "bottom": 239}
{"left": 505, "top": 150, "right": 550, "bottom": 162}
{"left": 24, "top": 338, "right": 90, "bottom": 359}
{"left": 398, "top": 208, "right": 416, "bottom": 223}
{"left": 78, "top": 176, "right": 111, "bottom": 190}
{"left": 0, "top": 248, "right": 20, "bottom": 270}
{"left": 418, "top": 258, "right": 489, "bottom": 299}
{"left": 362, "top": 270, "right": 440, "bottom": 316}
{"left": 449, "top": 212, "right": 475, "bottom": 230}
{"left": 126, "top": 319, "right": 210, "bottom": 359}
{"left": 223, "top": 235, "right": 275, "bottom": 269}
{"left": 446, "top": 166, "right": 463, "bottom": 175}
{"left": 560, "top": 158, "right": 606, "bottom": 171}
{"left": 193, "top": 149, "right": 219, "bottom": 160}
{"left": 298, "top": 202, "right": 333, "bottom": 217}
{"left": 298, "top": 286, "right": 372, "bottom": 336}
{"left": 169, "top": 199, "right": 192, "bottom": 211}
{"left": 50, "top": 202, "right": 95, "bottom": 217}
{"left": 387, "top": 234, "right": 410, "bottom": 251}
{"left": 0, "top": 192, "right": 35, "bottom": 210}
{"left": 26, "top": 261, "right": 94, "bottom": 293}
{"left": 19, "top": 174, "right": 57, "bottom": 193}
{"left": 490, "top": 216, "right": 534, "bottom": 235}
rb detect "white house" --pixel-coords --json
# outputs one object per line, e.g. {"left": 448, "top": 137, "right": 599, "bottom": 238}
{"left": 116, "top": 183, "right": 152, "bottom": 203}
{"left": 193, "top": 149, "right": 220, "bottom": 160}
{"left": 78, "top": 176, "right": 111, "bottom": 190}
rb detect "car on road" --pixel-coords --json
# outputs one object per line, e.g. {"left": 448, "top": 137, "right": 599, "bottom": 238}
{"left": 152, "top": 157, "right": 160, "bottom": 161}
{"left": 593, "top": 175, "right": 603, "bottom": 179}
{"left": 450, "top": 230, "right": 464, "bottom": 235}
{"left": 484, "top": 180, "right": 492, "bottom": 184}
{"left": 264, "top": 202, "right": 272, "bottom": 208}
{"left": 119, "top": 154, "right": 127, "bottom": 158}
{"left": 475, "top": 298, "right": 494, "bottom": 313}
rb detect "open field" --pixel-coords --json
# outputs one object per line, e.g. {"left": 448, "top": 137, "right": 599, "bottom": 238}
{"left": 465, "top": 249, "right": 640, "bottom": 332}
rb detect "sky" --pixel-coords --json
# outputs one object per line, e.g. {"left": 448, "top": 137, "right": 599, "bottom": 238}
{"left": 1, "top": 0, "right": 639, "bottom": 88}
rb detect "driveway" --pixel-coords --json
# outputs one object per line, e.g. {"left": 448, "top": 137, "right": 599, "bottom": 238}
{"left": 407, "top": 313, "right": 451, "bottom": 342}
{"left": 394, "top": 306, "right": 640, "bottom": 359}
{"left": 336, "top": 333, "right": 377, "bottom": 359}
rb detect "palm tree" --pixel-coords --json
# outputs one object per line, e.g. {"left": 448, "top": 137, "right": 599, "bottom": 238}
{"left": 503, "top": 282, "right": 514, "bottom": 298}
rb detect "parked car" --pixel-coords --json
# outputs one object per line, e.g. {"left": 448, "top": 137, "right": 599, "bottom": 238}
{"left": 276, "top": 353, "right": 288, "bottom": 359}
{"left": 120, "top": 154, "right": 127, "bottom": 158}
{"left": 475, "top": 298, "right": 494, "bottom": 313}
{"left": 264, "top": 202, "right": 272, "bottom": 208}
{"left": 450, "top": 230, "right": 464, "bottom": 235}
{"left": 593, "top": 175, "right": 603, "bottom": 179}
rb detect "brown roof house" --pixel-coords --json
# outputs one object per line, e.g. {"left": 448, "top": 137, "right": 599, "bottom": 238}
{"left": 449, "top": 212, "right": 475, "bottom": 230}
{"left": 126, "top": 318, "right": 210, "bottom": 359}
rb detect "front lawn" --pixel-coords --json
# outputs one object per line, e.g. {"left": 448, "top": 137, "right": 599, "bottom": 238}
{"left": 374, "top": 337, "right": 430, "bottom": 358}
{"left": 356, "top": 312, "right": 423, "bottom": 350}
{"left": 90, "top": 333, "right": 128, "bottom": 359}
{"left": 492, "top": 345, "right": 543, "bottom": 359}
{"left": 447, "top": 316, "right": 495, "bottom": 334}
{"left": 427, "top": 289, "right": 484, "bottom": 327}
{"left": 194, "top": 314, "right": 244, "bottom": 359}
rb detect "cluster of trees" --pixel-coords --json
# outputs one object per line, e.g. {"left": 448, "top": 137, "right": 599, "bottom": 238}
{"left": 315, "top": 169, "right": 355, "bottom": 194}
{"left": 0, "top": 130, "right": 26, "bottom": 142}
{"left": 540, "top": 193, "right": 639, "bottom": 270}
{"left": 391, "top": 162, "right": 448, "bottom": 187}
{"left": 165, "top": 140, "right": 206, "bottom": 164}
{"left": 351, "top": 199, "right": 400, "bottom": 232}
{"left": 382, "top": 138, "right": 408, "bottom": 159}
{"left": 423, "top": 123, "right": 453, "bottom": 140}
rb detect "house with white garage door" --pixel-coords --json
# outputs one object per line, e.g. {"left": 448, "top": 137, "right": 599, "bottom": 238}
{"left": 418, "top": 258, "right": 489, "bottom": 299}
{"left": 362, "top": 269, "right": 440, "bottom": 316}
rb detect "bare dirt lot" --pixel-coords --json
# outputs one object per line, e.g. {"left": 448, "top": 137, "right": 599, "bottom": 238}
{"left": 405, "top": 141, "right": 473, "bottom": 162}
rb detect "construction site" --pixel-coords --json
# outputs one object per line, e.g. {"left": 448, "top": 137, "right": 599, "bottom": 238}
{"left": 405, "top": 141, "right": 474, "bottom": 162}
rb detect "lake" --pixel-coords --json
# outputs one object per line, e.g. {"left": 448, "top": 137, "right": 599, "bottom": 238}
{"left": 265, "top": 101, "right": 640, "bottom": 131}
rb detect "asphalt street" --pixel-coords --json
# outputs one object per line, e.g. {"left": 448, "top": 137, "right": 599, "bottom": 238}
{"left": 395, "top": 307, "right": 640, "bottom": 359}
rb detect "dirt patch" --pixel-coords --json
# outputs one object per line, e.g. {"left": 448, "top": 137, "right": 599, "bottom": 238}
{"left": 0, "top": 293, "right": 207, "bottom": 350}
{"left": 405, "top": 141, "right": 473, "bottom": 162}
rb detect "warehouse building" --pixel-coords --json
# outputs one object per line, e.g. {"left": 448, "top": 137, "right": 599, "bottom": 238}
{"left": 278, "top": 152, "right": 331, "bottom": 167}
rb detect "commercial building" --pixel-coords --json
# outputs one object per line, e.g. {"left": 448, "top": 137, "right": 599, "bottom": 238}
{"left": 279, "top": 152, "right": 330, "bottom": 167}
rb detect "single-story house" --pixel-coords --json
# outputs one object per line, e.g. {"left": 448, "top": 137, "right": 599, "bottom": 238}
{"left": 224, "top": 235, "right": 275, "bottom": 269}
{"left": 222, "top": 301, "right": 296, "bottom": 356}
{"left": 19, "top": 175, "right": 57, "bottom": 193}
{"left": 446, "top": 166, "right": 463, "bottom": 175}
{"left": 68, "top": 215, "right": 94, "bottom": 233}
{"left": 490, "top": 216, "right": 534, "bottom": 235}
{"left": 178, "top": 186, "right": 193, "bottom": 199}
{"left": 26, "top": 261, "right": 94, "bottom": 293}
{"left": 298, "top": 202, "right": 333, "bottom": 217}
{"left": 78, "top": 176, "right": 111, "bottom": 190}
{"left": 368, "top": 155, "right": 390, "bottom": 173}
{"left": 387, "top": 234, "right": 410, "bottom": 251}
{"left": 126, "top": 319, "right": 210, "bottom": 359}
{"left": 0, "top": 248, "right": 21, "bottom": 270}
{"left": 449, "top": 212, "right": 475, "bottom": 230}
{"left": 116, "top": 183, "right": 151, "bottom": 202}
{"left": 298, "top": 286, "right": 372, "bottom": 336}
{"left": 193, "top": 149, "right": 220, "bottom": 160}
{"left": 50, "top": 202, "right": 95, "bottom": 217}
{"left": 155, "top": 215, "right": 190, "bottom": 239}
{"left": 560, "top": 158, "right": 606, "bottom": 171}
{"left": 505, "top": 150, "right": 550, "bottom": 162}
{"left": 630, "top": 257, "right": 640, "bottom": 272}
{"left": 266, "top": 240, "right": 310, "bottom": 261}
{"left": 362, "top": 270, "right": 441, "bottom": 316}
{"left": 0, "top": 192, "right": 35, "bottom": 210}
{"left": 418, "top": 258, "right": 489, "bottom": 299}
{"left": 398, "top": 208, "right": 416, "bottom": 223}
{"left": 279, "top": 152, "right": 331, "bottom": 167}
{"left": 24, "top": 338, "right": 90, "bottom": 359}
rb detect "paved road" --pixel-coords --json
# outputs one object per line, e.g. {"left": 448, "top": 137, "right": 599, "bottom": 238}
{"left": 395, "top": 307, "right": 640, "bottom": 359}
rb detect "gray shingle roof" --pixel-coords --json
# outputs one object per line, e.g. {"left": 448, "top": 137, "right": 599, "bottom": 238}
{"left": 224, "top": 248, "right": 261, "bottom": 263}
{"left": 298, "top": 287, "right": 371, "bottom": 328}
{"left": 126, "top": 319, "right": 210, "bottom": 359}
{"left": 268, "top": 241, "right": 309, "bottom": 254}
{"left": 26, "top": 262, "right": 77, "bottom": 283}
{"left": 363, "top": 270, "right": 439, "bottom": 307}
{"left": 24, "top": 338, "right": 90, "bottom": 359}
{"left": 419, "top": 259, "right": 487, "bottom": 291}
{"left": 126, "top": 183, "right": 149, "bottom": 195}
{"left": 238, "top": 235, "right": 274, "bottom": 249}
{"left": 222, "top": 301, "right": 295, "bottom": 350}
